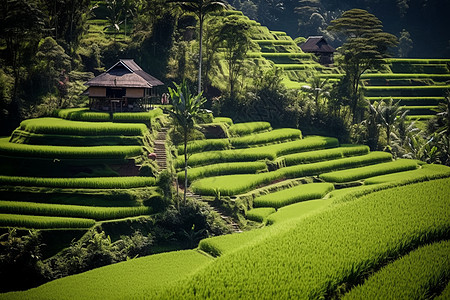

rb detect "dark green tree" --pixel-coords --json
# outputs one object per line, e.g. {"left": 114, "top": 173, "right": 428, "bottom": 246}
{"left": 398, "top": 29, "right": 413, "bottom": 58}
{"left": 167, "top": 81, "right": 207, "bottom": 204}
{"left": 168, "top": 0, "right": 227, "bottom": 94}
{"left": 218, "top": 16, "right": 252, "bottom": 99}
{"left": 328, "top": 9, "right": 398, "bottom": 123}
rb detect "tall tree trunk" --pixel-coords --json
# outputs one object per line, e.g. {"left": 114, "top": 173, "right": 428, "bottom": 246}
{"left": 183, "top": 127, "right": 188, "bottom": 205}
{"left": 197, "top": 15, "right": 203, "bottom": 95}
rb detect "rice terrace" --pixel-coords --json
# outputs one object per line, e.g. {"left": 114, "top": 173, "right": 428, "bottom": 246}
{"left": 0, "top": 0, "right": 450, "bottom": 299}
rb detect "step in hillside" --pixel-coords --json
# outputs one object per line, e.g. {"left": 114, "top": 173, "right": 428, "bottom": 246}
{"left": 154, "top": 128, "right": 168, "bottom": 170}
{"left": 186, "top": 191, "right": 242, "bottom": 233}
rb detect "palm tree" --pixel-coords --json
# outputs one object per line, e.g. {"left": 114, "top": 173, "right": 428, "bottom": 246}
{"left": 378, "top": 98, "right": 403, "bottom": 147}
{"left": 168, "top": 0, "right": 227, "bottom": 94}
{"left": 167, "top": 81, "right": 207, "bottom": 204}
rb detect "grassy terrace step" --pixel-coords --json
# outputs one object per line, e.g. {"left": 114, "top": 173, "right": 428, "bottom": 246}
{"left": 366, "top": 96, "right": 445, "bottom": 106}
{"left": 191, "top": 152, "right": 392, "bottom": 196}
{"left": 253, "top": 182, "right": 334, "bottom": 209}
{"left": 363, "top": 85, "right": 450, "bottom": 97}
{"left": 230, "top": 128, "right": 302, "bottom": 147}
{"left": 212, "top": 117, "right": 233, "bottom": 125}
{"left": 9, "top": 130, "right": 148, "bottom": 146}
{"left": 0, "top": 214, "right": 95, "bottom": 229}
{"left": 279, "top": 145, "right": 369, "bottom": 166}
{"left": 319, "top": 159, "right": 418, "bottom": 183}
{"left": 364, "top": 163, "right": 450, "bottom": 185}
{"left": 228, "top": 121, "right": 271, "bottom": 136}
{"left": 177, "top": 161, "right": 268, "bottom": 183}
{"left": 343, "top": 240, "right": 450, "bottom": 300}
{"left": 0, "top": 138, "right": 144, "bottom": 159}
{"left": 18, "top": 118, "right": 148, "bottom": 136}
{"left": 177, "top": 139, "right": 230, "bottom": 155}
{"left": 245, "top": 207, "right": 276, "bottom": 222}
{"left": 0, "top": 176, "right": 156, "bottom": 189}
{"left": 274, "top": 63, "right": 320, "bottom": 70}
{"left": 0, "top": 201, "right": 152, "bottom": 221}
{"left": 360, "top": 73, "right": 450, "bottom": 80}
{"left": 266, "top": 198, "right": 333, "bottom": 225}
{"left": 2, "top": 250, "right": 213, "bottom": 299}
{"left": 175, "top": 136, "right": 338, "bottom": 168}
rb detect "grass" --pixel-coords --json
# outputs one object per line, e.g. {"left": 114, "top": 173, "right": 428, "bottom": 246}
{"left": 253, "top": 182, "right": 334, "bottom": 209}
{"left": 0, "top": 214, "right": 95, "bottom": 229}
{"left": 230, "top": 128, "right": 302, "bottom": 148}
{"left": 191, "top": 152, "right": 393, "bottom": 196}
{"left": 279, "top": 145, "right": 369, "bottom": 166}
{"left": 1, "top": 250, "right": 213, "bottom": 299}
{"left": 0, "top": 138, "right": 144, "bottom": 159}
{"left": 0, "top": 176, "right": 156, "bottom": 189}
{"left": 176, "top": 139, "right": 230, "bottom": 155}
{"left": 177, "top": 161, "right": 267, "bottom": 183}
{"left": 319, "top": 159, "right": 418, "bottom": 183}
{"left": 228, "top": 121, "right": 271, "bottom": 136}
{"left": 19, "top": 118, "right": 148, "bottom": 136}
{"left": 364, "top": 163, "right": 450, "bottom": 185}
{"left": 212, "top": 117, "right": 233, "bottom": 125}
{"left": 245, "top": 207, "right": 276, "bottom": 222}
{"left": 176, "top": 136, "right": 338, "bottom": 168}
{"left": 0, "top": 201, "right": 153, "bottom": 221}
{"left": 343, "top": 240, "right": 450, "bottom": 300}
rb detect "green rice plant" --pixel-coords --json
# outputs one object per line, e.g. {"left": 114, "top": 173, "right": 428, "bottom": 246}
{"left": 266, "top": 198, "right": 333, "bottom": 225}
{"left": 0, "top": 176, "right": 156, "bottom": 189}
{"left": 0, "top": 138, "right": 144, "bottom": 159}
{"left": 0, "top": 213, "right": 95, "bottom": 229}
{"left": 5, "top": 178, "right": 449, "bottom": 299}
{"left": 0, "top": 201, "right": 153, "bottom": 221}
{"left": 275, "top": 64, "right": 318, "bottom": 70}
{"left": 178, "top": 161, "right": 267, "bottom": 183}
{"left": 343, "top": 240, "right": 450, "bottom": 300}
{"left": 228, "top": 121, "right": 271, "bottom": 136}
{"left": 245, "top": 207, "right": 276, "bottom": 222}
{"left": 213, "top": 117, "right": 233, "bottom": 125}
{"left": 364, "top": 163, "right": 450, "bottom": 185}
{"left": 386, "top": 58, "right": 450, "bottom": 64}
{"left": 19, "top": 118, "right": 148, "bottom": 136}
{"left": 406, "top": 115, "right": 435, "bottom": 121}
{"left": 112, "top": 109, "right": 163, "bottom": 125}
{"left": 253, "top": 183, "right": 334, "bottom": 209}
{"left": 280, "top": 145, "right": 369, "bottom": 166}
{"left": 54, "top": 108, "right": 110, "bottom": 122}
{"left": 363, "top": 85, "right": 450, "bottom": 97}
{"left": 191, "top": 152, "right": 392, "bottom": 196}
{"left": 9, "top": 130, "right": 146, "bottom": 146}
{"left": 176, "top": 139, "right": 230, "bottom": 155}
{"left": 319, "top": 159, "right": 418, "bottom": 183}
{"left": 436, "top": 283, "right": 450, "bottom": 300}
{"left": 175, "top": 136, "right": 338, "bottom": 168}
{"left": 1, "top": 250, "right": 213, "bottom": 300}
{"left": 254, "top": 40, "right": 295, "bottom": 45}
{"left": 361, "top": 73, "right": 450, "bottom": 80}
{"left": 191, "top": 172, "right": 279, "bottom": 196}
{"left": 230, "top": 128, "right": 302, "bottom": 148}
{"left": 280, "top": 151, "right": 393, "bottom": 178}
{"left": 160, "top": 178, "right": 450, "bottom": 299}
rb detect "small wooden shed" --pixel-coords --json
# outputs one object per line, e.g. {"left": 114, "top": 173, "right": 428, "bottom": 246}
{"left": 85, "top": 59, "right": 164, "bottom": 112}
{"left": 300, "top": 36, "right": 336, "bottom": 65}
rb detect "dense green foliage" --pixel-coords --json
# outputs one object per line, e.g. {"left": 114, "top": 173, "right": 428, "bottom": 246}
{"left": 228, "top": 121, "right": 271, "bottom": 136}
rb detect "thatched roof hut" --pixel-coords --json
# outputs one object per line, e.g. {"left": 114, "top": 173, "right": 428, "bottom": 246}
{"left": 300, "top": 36, "right": 336, "bottom": 65}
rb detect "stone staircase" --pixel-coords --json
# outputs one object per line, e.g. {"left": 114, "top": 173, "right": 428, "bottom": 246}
{"left": 154, "top": 127, "right": 168, "bottom": 170}
{"left": 186, "top": 191, "right": 242, "bottom": 233}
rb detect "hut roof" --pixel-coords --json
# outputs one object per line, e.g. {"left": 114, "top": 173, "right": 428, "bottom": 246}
{"left": 86, "top": 59, "right": 164, "bottom": 88}
{"left": 300, "top": 36, "right": 336, "bottom": 53}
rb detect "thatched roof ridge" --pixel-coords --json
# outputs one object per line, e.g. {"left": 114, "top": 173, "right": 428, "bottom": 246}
{"left": 86, "top": 59, "right": 164, "bottom": 88}
{"left": 300, "top": 36, "right": 336, "bottom": 53}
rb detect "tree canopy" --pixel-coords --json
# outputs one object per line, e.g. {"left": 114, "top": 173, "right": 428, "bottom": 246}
{"left": 328, "top": 8, "right": 398, "bottom": 123}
